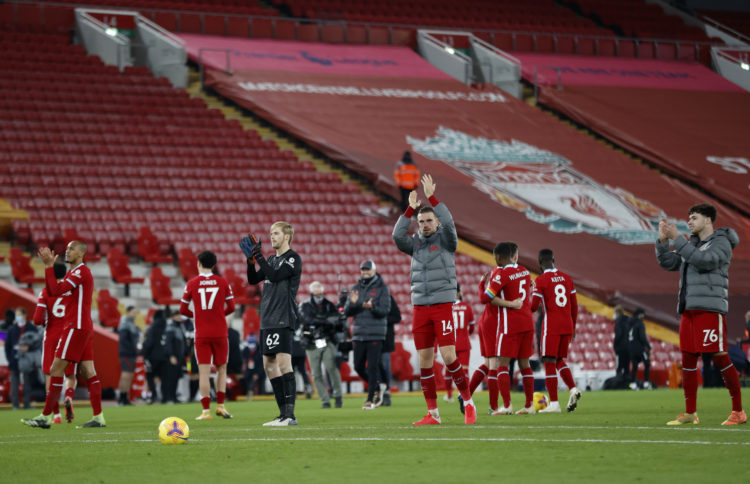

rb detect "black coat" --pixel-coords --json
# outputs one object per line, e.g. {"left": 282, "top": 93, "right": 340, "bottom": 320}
{"left": 613, "top": 315, "right": 630, "bottom": 353}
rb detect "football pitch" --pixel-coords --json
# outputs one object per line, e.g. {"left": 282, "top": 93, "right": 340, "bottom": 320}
{"left": 2, "top": 388, "right": 748, "bottom": 483}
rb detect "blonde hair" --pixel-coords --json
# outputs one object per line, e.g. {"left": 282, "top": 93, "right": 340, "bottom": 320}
{"left": 309, "top": 281, "right": 324, "bottom": 293}
{"left": 271, "top": 221, "right": 294, "bottom": 244}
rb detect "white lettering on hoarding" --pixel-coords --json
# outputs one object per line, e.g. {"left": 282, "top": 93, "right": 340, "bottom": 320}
{"left": 236, "top": 81, "right": 506, "bottom": 103}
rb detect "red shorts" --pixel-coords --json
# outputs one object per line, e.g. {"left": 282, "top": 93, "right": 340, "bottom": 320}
{"left": 195, "top": 337, "right": 228, "bottom": 366}
{"left": 412, "top": 303, "right": 456, "bottom": 350}
{"left": 456, "top": 349, "right": 470, "bottom": 367}
{"left": 42, "top": 331, "right": 76, "bottom": 375}
{"left": 679, "top": 310, "right": 728, "bottom": 354}
{"left": 540, "top": 333, "right": 572, "bottom": 359}
{"left": 497, "top": 330, "right": 534, "bottom": 359}
{"left": 55, "top": 327, "right": 93, "bottom": 363}
{"left": 478, "top": 315, "right": 499, "bottom": 358}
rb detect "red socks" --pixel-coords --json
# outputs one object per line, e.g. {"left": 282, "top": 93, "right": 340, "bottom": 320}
{"left": 682, "top": 352, "right": 699, "bottom": 414}
{"left": 445, "top": 359, "right": 471, "bottom": 401}
{"left": 497, "top": 366, "right": 511, "bottom": 408}
{"left": 43, "top": 376, "right": 64, "bottom": 416}
{"left": 488, "top": 369, "right": 499, "bottom": 410}
{"left": 87, "top": 376, "right": 102, "bottom": 416}
{"left": 444, "top": 368, "right": 454, "bottom": 398}
{"left": 469, "top": 364, "right": 488, "bottom": 395}
{"left": 714, "top": 353, "right": 743, "bottom": 412}
{"left": 556, "top": 359, "right": 576, "bottom": 390}
{"left": 420, "top": 368, "right": 438, "bottom": 410}
{"left": 201, "top": 396, "right": 211, "bottom": 411}
{"left": 544, "top": 361, "right": 558, "bottom": 402}
{"left": 65, "top": 387, "right": 75, "bottom": 401}
{"left": 521, "top": 367, "right": 534, "bottom": 407}
{"left": 217, "top": 391, "right": 226, "bottom": 406}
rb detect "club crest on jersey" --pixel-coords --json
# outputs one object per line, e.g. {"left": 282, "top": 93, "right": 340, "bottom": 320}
{"left": 407, "top": 127, "right": 689, "bottom": 245}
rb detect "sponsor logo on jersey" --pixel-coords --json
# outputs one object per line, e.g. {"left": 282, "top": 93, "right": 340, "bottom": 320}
{"left": 407, "top": 127, "right": 689, "bottom": 245}
{"left": 699, "top": 242, "right": 712, "bottom": 252}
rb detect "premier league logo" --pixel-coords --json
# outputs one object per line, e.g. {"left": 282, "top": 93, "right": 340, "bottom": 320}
{"left": 407, "top": 127, "right": 687, "bottom": 245}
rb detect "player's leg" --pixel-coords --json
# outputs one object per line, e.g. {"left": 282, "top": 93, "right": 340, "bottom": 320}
{"left": 412, "top": 306, "right": 441, "bottom": 425}
{"left": 213, "top": 338, "right": 232, "bottom": 418}
{"left": 78, "top": 359, "right": 105, "bottom": 428}
{"left": 495, "top": 334, "right": 514, "bottom": 414}
{"left": 713, "top": 350, "right": 745, "bottom": 424}
{"left": 669, "top": 311, "right": 700, "bottom": 425}
{"left": 516, "top": 358, "right": 535, "bottom": 414}
{"left": 275, "top": 351, "right": 297, "bottom": 425}
{"left": 263, "top": 353, "right": 286, "bottom": 424}
{"left": 443, "top": 363, "right": 454, "bottom": 402}
{"left": 215, "top": 363, "right": 233, "bottom": 418}
{"left": 63, "top": 364, "right": 77, "bottom": 423}
{"left": 469, "top": 358, "right": 489, "bottom": 395}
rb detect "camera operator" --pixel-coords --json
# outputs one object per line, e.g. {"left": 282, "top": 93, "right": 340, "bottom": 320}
{"left": 344, "top": 260, "right": 390, "bottom": 410}
{"left": 299, "top": 281, "right": 343, "bottom": 408}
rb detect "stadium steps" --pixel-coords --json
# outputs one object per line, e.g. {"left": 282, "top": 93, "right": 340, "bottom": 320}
{"left": 184, "top": 65, "right": 383, "bottom": 200}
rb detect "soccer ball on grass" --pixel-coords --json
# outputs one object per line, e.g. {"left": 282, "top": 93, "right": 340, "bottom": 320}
{"left": 158, "top": 417, "right": 189, "bottom": 445}
{"left": 533, "top": 392, "right": 549, "bottom": 411}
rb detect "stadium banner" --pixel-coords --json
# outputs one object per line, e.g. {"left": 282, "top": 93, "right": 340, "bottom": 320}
{"left": 538, "top": 85, "right": 750, "bottom": 216}
{"left": 180, "top": 34, "right": 451, "bottom": 79}
{"left": 198, "top": 44, "right": 750, "bottom": 336}
{"left": 514, "top": 53, "right": 743, "bottom": 91}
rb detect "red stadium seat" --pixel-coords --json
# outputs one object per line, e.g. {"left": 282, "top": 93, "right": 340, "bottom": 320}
{"left": 107, "top": 248, "right": 145, "bottom": 287}
{"left": 149, "top": 266, "right": 179, "bottom": 306}
{"left": 137, "top": 226, "right": 172, "bottom": 264}
{"left": 177, "top": 248, "right": 199, "bottom": 281}
{"left": 9, "top": 247, "right": 44, "bottom": 285}
{"left": 96, "top": 289, "right": 121, "bottom": 328}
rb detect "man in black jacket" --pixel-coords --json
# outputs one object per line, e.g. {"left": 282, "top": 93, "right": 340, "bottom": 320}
{"left": 627, "top": 308, "right": 651, "bottom": 390}
{"left": 613, "top": 305, "right": 630, "bottom": 379}
{"left": 344, "top": 260, "right": 390, "bottom": 410}
{"left": 141, "top": 310, "right": 168, "bottom": 404}
{"left": 162, "top": 311, "right": 186, "bottom": 403}
{"left": 299, "top": 281, "right": 342, "bottom": 408}
{"left": 379, "top": 294, "right": 401, "bottom": 406}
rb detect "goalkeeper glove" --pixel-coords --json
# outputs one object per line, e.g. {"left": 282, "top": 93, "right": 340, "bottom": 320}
{"left": 239, "top": 236, "right": 255, "bottom": 259}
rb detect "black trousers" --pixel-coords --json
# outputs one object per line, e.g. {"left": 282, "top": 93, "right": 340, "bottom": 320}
{"left": 353, "top": 340, "right": 383, "bottom": 402}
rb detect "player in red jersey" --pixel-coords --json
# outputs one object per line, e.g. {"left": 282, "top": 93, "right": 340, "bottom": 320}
{"left": 23, "top": 241, "right": 105, "bottom": 429}
{"left": 180, "top": 250, "right": 236, "bottom": 420}
{"left": 32, "top": 261, "right": 78, "bottom": 424}
{"left": 530, "top": 249, "right": 581, "bottom": 413}
{"left": 443, "top": 284, "right": 475, "bottom": 403}
{"left": 467, "top": 275, "right": 521, "bottom": 414}
{"left": 483, "top": 242, "right": 536, "bottom": 415}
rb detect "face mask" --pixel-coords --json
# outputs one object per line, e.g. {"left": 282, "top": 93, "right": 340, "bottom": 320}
{"left": 313, "top": 296, "right": 324, "bottom": 304}
{"left": 15, "top": 315, "right": 25, "bottom": 325}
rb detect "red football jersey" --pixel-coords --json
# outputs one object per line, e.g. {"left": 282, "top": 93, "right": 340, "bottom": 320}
{"left": 531, "top": 268, "right": 578, "bottom": 336}
{"left": 484, "top": 264, "right": 534, "bottom": 334}
{"left": 452, "top": 300, "right": 475, "bottom": 352}
{"left": 45, "top": 263, "right": 94, "bottom": 331}
{"left": 180, "top": 273, "right": 235, "bottom": 339}
{"left": 33, "top": 287, "right": 73, "bottom": 342}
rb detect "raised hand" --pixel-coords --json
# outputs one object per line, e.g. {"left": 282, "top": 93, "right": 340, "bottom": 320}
{"left": 421, "top": 173, "right": 436, "bottom": 198}
{"left": 349, "top": 289, "right": 359, "bottom": 304}
{"left": 37, "top": 247, "right": 57, "bottom": 267}
{"left": 408, "top": 190, "right": 419, "bottom": 210}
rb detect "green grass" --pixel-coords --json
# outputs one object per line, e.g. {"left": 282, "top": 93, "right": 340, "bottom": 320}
{"left": 2, "top": 388, "right": 749, "bottom": 483}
